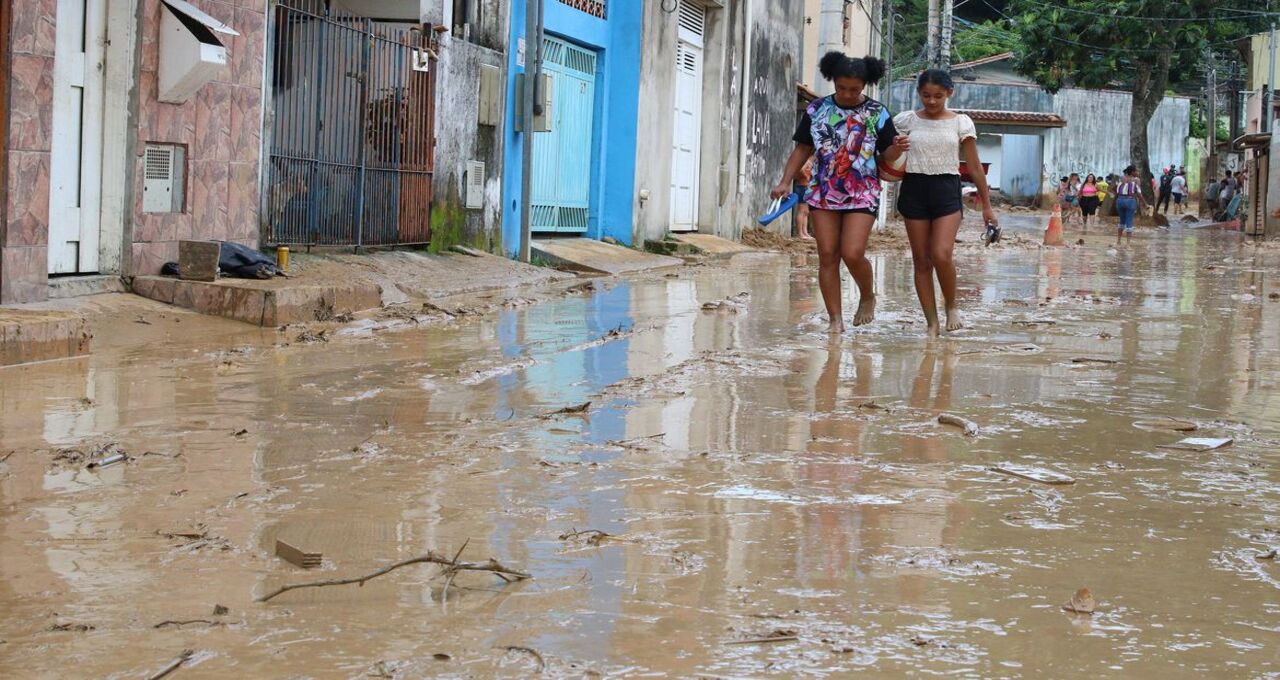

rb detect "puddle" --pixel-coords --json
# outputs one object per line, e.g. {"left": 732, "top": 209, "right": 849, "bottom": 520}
{"left": 3, "top": 224, "right": 1280, "bottom": 676}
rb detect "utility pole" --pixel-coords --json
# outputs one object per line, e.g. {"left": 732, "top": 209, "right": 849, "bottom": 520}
{"left": 927, "top": 0, "right": 940, "bottom": 68}
{"left": 939, "top": 0, "right": 954, "bottom": 70}
{"left": 1204, "top": 46, "right": 1216, "bottom": 202}
{"left": 885, "top": 0, "right": 895, "bottom": 110}
{"left": 518, "top": 0, "right": 543, "bottom": 263}
{"left": 1268, "top": 25, "right": 1277, "bottom": 133}
{"left": 816, "top": 0, "right": 844, "bottom": 96}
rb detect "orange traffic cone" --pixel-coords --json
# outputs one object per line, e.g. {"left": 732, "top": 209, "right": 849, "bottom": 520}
{"left": 1044, "top": 203, "right": 1065, "bottom": 246}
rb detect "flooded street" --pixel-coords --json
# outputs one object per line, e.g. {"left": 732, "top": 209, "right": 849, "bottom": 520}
{"left": 4, "top": 223, "right": 1280, "bottom": 677}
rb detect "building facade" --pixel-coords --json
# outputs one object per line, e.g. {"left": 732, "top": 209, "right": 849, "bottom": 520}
{"left": 632, "top": 0, "right": 806, "bottom": 245}
{"left": 2, "top": 0, "right": 268, "bottom": 304}
{"left": 500, "top": 0, "right": 642, "bottom": 255}
{"left": 892, "top": 53, "right": 1191, "bottom": 205}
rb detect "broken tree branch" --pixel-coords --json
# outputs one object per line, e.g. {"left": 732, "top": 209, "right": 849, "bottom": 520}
{"left": 502, "top": 646, "right": 546, "bottom": 672}
{"left": 257, "top": 549, "right": 530, "bottom": 603}
{"left": 153, "top": 620, "right": 220, "bottom": 629}
{"left": 147, "top": 649, "right": 194, "bottom": 680}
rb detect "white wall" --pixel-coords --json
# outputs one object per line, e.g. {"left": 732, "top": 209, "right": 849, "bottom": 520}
{"left": 977, "top": 133, "right": 1002, "bottom": 189}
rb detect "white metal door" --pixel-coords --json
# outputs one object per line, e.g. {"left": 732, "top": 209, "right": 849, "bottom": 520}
{"left": 670, "top": 0, "right": 705, "bottom": 233}
{"left": 48, "top": 0, "right": 107, "bottom": 274}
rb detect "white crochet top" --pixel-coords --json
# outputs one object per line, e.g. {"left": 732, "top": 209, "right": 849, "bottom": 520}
{"left": 892, "top": 111, "right": 977, "bottom": 176}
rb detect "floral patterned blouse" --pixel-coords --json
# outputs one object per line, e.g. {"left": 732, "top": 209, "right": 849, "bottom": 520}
{"left": 793, "top": 96, "right": 897, "bottom": 211}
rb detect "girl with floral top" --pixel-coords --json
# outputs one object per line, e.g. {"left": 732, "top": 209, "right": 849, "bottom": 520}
{"left": 773, "top": 52, "right": 906, "bottom": 333}
{"left": 893, "top": 69, "right": 996, "bottom": 337}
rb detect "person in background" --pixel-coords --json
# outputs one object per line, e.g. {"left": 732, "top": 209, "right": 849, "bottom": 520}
{"left": 1066, "top": 173, "right": 1082, "bottom": 224}
{"left": 1078, "top": 174, "right": 1100, "bottom": 230}
{"left": 1114, "top": 165, "right": 1146, "bottom": 246}
{"left": 1219, "top": 171, "right": 1237, "bottom": 213}
{"left": 893, "top": 68, "right": 996, "bottom": 337}
{"left": 1226, "top": 170, "right": 1240, "bottom": 203}
{"left": 794, "top": 156, "right": 815, "bottom": 240}
{"left": 1205, "top": 174, "right": 1221, "bottom": 212}
{"left": 1170, "top": 169, "right": 1188, "bottom": 216}
{"left": 774, "top": 52, "right": 902, "bottom": 333}
{"left": 1156, "top": 166, "right": 1175, "bottom": 215}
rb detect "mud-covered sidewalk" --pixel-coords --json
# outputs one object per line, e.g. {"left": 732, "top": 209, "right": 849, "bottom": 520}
{"left": 3, "top": 218, "right": 1280, "bottom": 677}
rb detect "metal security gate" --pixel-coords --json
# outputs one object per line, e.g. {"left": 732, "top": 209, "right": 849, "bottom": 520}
{"left": 531, "top": 36, "right": 597, "bottom": 233}
{"left": 266, "top": 0, "right": 437, "bottom": 247}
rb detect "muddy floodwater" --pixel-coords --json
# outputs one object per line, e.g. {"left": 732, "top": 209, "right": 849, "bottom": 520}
{"left": 4, "top": 224, "right": 1280, "bottom": 678}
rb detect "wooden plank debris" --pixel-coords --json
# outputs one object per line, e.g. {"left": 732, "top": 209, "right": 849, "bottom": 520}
{"left": 1157, "top": 437, "right": 1233, "bottom": 452}
{"left": 275, "top": 539, "right": 322, "bottom": 569}
{"left": 991, "top": 464, "right": 1076, "bottom": 485}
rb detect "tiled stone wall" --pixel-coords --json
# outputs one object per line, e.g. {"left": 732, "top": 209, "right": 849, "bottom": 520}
{"left": 0, "top": 0, "right": 266, "bottom": 302}
{"left": 2, "top": 0, "right": 56, "bottom": 304}
{"left": 132, "top": 0, "right": 266, "bottom": 276}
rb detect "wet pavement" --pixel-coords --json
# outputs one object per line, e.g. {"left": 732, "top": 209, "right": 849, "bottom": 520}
{"left": 3, "top": 220, "right": 1280, "bottom": 677}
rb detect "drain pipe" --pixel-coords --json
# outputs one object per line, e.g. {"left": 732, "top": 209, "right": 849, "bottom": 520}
{"left": 736, "top": 0, "right": 754, "bottom": 195}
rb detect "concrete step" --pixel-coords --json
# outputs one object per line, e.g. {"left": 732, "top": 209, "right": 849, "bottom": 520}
{"left": 132, "top": 275, "right": 383, "bottom": 327}
{"left": 643, "top": 239, "right": 701, "bottom": 257}
{"left": 532, "top": 238, "right": 683, "bottom": 275}
{"left": 0, "top": 307, "right": 91, "bottom": 367}
{"left": 669, "top": 233, "right": 757, "bottom": 256}
{"left": 48, "top": 275, "right": 127, "bottom": 299}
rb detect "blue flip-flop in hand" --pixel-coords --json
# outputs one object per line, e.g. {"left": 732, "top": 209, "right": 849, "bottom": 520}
{"left": 758, "top": 192, "right": 801, "bottom": 226}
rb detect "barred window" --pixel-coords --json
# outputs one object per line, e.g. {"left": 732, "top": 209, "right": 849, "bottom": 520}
{"left": 557, "top": 0, "right": 606, "bottom": 19}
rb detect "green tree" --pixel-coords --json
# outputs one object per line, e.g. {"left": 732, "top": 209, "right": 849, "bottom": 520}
{"left": 1005, "top": 0, "right": 1267, "bottom": 200}
{"left": 952, "top": 21, "right": 1019, "bottom": 64}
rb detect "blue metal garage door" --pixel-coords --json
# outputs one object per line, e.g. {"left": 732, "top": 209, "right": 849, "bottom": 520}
{"left": 531, "top": 36, "right": 597, "bottom": 233}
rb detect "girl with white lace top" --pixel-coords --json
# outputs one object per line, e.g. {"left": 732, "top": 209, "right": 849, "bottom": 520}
{"left": 892, "top": 69, "right": 996, "bottom": 337}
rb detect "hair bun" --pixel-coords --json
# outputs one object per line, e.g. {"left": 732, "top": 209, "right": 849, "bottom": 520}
{"left": 819, "top": 51, "right": 848, "bottom": 81}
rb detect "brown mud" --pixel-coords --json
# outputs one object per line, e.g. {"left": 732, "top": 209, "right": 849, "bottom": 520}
{"left": 3, "top": 217, "right": 1280, "bottom": 677}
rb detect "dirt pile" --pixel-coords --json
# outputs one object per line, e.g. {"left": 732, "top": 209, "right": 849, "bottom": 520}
{"left": 740, "top": 228, "right": 814, "bottom": 254}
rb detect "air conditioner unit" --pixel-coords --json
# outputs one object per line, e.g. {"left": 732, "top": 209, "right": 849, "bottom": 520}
{"left": 158, "top": 0, "right": 240, "bottom": 104}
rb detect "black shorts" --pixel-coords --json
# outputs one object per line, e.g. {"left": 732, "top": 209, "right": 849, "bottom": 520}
{"left": 1173, "top": 193, "right": 1185, "bottom": 204}
{"left": 897, "top": 174, "right": 962, "bottom": 220}
{"left": 810, "top": 206, "right": 878, "bottom": 217}
{"left": 1079, "top": 195, "right": 1100, "bottom": 216}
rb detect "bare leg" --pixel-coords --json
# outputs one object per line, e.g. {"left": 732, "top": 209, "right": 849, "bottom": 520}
{"left": 812, "top": 210, "right": 845, "bottom": 333}
{"left": 904, "top": 218, "right": 939, "bottom": 337}
{"left": 796, "top": 204, "right": 813, "bottom": 240}
{"left": 929, "top": 211, "right": 965, "bottom": 332}
{"left": 839, "top": 212, "right": 877, "bottom": 326}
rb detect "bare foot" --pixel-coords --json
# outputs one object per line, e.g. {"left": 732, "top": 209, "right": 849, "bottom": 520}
{"left": 926, "top": 322, "right": 941, "bottom": 338}
{"left": 828, "top": 318, "right": 846, "bottom": 334}
{"left": 945, "top": 306, "right": 964, "bottom": 332}
{"left": 853, "top": 294, "right": 876, "bottom": 326}
{"left": 799, "top": 233, "right": 815, "bottom": 241}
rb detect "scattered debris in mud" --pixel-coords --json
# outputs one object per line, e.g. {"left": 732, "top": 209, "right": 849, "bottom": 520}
{"left": 257, "top": 544, "right": 531, "bottom": 603}
{"left": 158, "top": 525, "right": 232, "bottom": 553}
{"left": 48, "top": 622, "right": 95, "bottom": 633}
{"left": 559, "top": 528, "right": 616, "bottom": 547}
{"left": 294, "top": 329, "right": 329, "bottom": 344}
{"left": 542, "top": 402, "right": 592, "bottom": 419}
{"left": 992, "top": 464, "right": 1076, "bottom": 485}
{"left": 702, "top": 292, "right": 751, "bottom": 312}
{"left": 45, "top": 441, "right": 132, "bottom": 470}
{"left": 1071, "top": 357, "right": 1120, "bottom": 365}
{"left": 1159, "top": 437, "right": 1234, "bottom": 452}
{"left": 727, "top": 629, "right": 800, "bottom": 645}
{"left": 275, "top": 539, "right": 322, "bottom": 569}
{"left": 938, "top": 413, "right": 979, "bottom": 436}
{"left": 1134, "top": 418, "right": 1198, "bottom": 432}
{"left": 1062, "top": 588, "right": 1097, "bottom": 614}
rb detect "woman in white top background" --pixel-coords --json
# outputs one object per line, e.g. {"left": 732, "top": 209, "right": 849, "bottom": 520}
{"left": 892, "top": 69, "right": 996, "bottom": 337}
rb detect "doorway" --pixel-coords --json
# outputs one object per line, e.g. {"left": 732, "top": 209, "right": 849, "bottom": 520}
{"left": 48, "top": 0, "right": 108, "bottom": 274}
{"left": 531, "top": 35, "right": 597, "bottom": 233}
{"left": 669, "top": 0, "right": 705, "bottom": 233}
